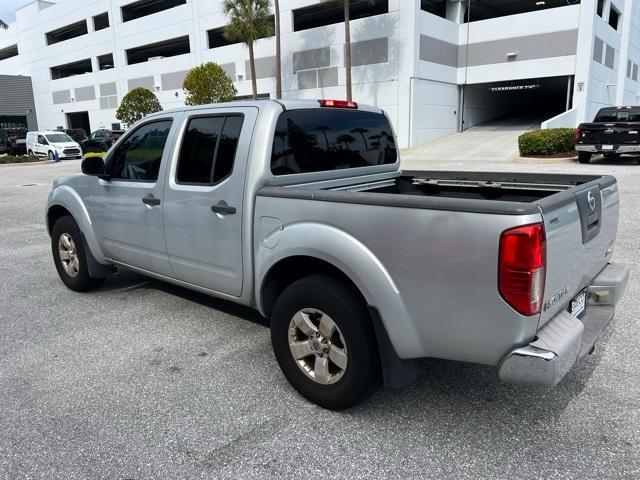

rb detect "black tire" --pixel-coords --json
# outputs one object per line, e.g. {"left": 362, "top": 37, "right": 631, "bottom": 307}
{"left": 27, "top": 150, "right": 33, "bottom": 156}
{"left": 48, "top": 150, "right": 54, "bottom": 160}
{"left": 578, "top": 151, "right": 591, "bottom": 164}
{"left": 270, "top": 274, "right": 381, "bottom": 410}
{"left": 51, "top": 216, "right": 106, "bottom": 292}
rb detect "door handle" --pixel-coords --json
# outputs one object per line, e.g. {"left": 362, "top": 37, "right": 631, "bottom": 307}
{"left": 142, "top": 194, "right": 161, "bottom": 206}
{"left": 211, "top": 201, "right": 236, "bottom": 215}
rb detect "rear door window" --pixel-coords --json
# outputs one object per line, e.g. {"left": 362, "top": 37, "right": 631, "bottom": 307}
{"left": 271, "top": 109, "right": 397, "bottom": 176}
{"left": 176, "top": 114, "right": 243, "bottom": 185}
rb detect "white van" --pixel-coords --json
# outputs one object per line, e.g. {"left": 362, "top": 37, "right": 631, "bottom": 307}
{"left": 26, "top": 131, "right": 83, "bottom": 160}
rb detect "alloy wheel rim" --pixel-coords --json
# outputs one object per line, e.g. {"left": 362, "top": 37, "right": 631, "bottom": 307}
{"left": 287, "top": 308, "right": 348, "bottom": 385}
{"left": 58, "top": 233, "right": 79, "bottom": 278}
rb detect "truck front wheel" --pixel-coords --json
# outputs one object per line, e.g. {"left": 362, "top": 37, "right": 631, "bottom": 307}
{"left": 270, "top": 274, "right": 381, "bottom": 410}
{"left": 578, "top": 151, "right": 592, "bottom": 164}
{"left": 51, "top": 216, "right": 106, "bottom": 292}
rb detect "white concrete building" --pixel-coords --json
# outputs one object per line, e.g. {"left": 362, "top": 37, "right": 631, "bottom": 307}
{"left": 0, "top": 0, "right": 639, "bottom": 148}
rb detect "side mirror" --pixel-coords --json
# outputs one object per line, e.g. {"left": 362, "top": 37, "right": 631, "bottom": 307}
{"left": 81, "top": 156, "right": 106, "bottom": 177}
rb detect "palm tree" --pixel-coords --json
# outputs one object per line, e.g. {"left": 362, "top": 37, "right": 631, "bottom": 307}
{"left": 315, "top": 125, "right": 331, "bottom": 150}
{"left": 274, "top": 0, "right": 282, "bottom": 99}
{"left": 0, "top": 20, "right": 8, "bottom": 30}
{"left": 336, "top": 133, "right": 355, "bottom": 150}
{"left": 322, "top": 0, "right": 376, "bottom": 101}
{"left": 351, "top": 127, "right": 370, "bottom": 149}
{"left": 223, "top": 0, "right": 273, "bottom": 100}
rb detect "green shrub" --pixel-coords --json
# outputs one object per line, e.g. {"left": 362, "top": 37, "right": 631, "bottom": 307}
{"left": 116, "top": 87, "right": 162, "bottom": 127}
{"left": 518, "top": 128, "right": 577, "bottom": 156}
{"left": 183, "top": 62, "right": 237, "bottom": 106}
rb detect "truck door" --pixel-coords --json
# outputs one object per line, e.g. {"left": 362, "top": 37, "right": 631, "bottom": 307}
{"left": 89, "top": 117, "right": 177, "bottom": 276}
{"left": 162, "top": 107, "right": 257, "bottom": 297}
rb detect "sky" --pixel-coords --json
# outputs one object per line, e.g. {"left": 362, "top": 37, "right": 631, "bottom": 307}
{"left": 0, "top": 0, "right": 45, "bottom": 24}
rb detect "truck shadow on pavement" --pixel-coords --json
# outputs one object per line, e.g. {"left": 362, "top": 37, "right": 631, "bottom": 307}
{"left": 99, "top": 269, "right": 606, "bottom": 420}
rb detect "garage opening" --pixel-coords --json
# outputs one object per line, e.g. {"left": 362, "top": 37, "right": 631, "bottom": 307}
{"left": 50, "top": 59, "right": 93, "bottom": 80}
{"left": 461, "top": 76, "right": 572, "bottom": 131}
{"left": 66, "top": 112, "right": 90, "bottom": 137}
{"left": 126, "top": 36, "right": 190, "bottom": 65}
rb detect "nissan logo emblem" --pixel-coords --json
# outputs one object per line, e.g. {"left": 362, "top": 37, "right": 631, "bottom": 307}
{"left": 587, "top": 191, "right": 596, "bottom": 211}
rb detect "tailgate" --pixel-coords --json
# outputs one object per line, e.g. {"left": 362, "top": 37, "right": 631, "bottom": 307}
{"left": 537, "top": 176, "right": 619, "bottom": 327}
{"left": 580, "top": 122, "right": 640, "bottom": 145}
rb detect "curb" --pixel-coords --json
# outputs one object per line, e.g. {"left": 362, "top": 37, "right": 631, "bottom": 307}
{"left": 514, "top": 156, "right": 577, "bottom": 164}
{"left": 0, "top": 160, "right": 54, "bottom": 167}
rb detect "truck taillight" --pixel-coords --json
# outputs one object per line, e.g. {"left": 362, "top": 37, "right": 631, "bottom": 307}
{"left": 576, "top": 127, "right": 582, "bottom": 140}
{"left": 498, "top": 223, "right": 546, "bottom": 316}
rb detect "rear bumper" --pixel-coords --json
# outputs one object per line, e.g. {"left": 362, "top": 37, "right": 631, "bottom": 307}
{"left": 576, "top": 144, "right": 640, "bottom": 154}
{"left": 498, "top": 263, "right": 629, "bottom": 386}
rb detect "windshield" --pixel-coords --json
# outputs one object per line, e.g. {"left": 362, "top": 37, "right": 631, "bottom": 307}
{"left": 45, "top": 133, "right": 74, "bottom": 143}
{"left": 594, "top": 109, "right": 640, "bottom": 122}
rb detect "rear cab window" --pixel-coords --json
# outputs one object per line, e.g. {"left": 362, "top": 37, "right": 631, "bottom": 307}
{"left": 270, "top": 109, "right": 397, "bottom": 176}
{"left": 594, "top": 108, "right": 640, "bottom": 122}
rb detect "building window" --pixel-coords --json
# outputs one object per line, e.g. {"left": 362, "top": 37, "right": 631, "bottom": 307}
{"left": 0, "top": 44, "right": 18, "bottom": 61}
{"left": 466, "top": 0, "right": 580, "bottom": 22}
{"left": 126, "top": 36, "right": 190, "bottom": 65}
{"left": 93, "top": 13, "right": 109, "bottom": 31}
{"left": 50, "top": 58, "right": 93, "bottom": 80}
{"left": 634, "top": 64, "right": 639, "bottom": 82}
{"left": 608, "top": 6, "right": 620, "bottom": 30}
{"left": 293, "top": 0, "right": 388, "bottom": 32}
{"left": 421, "top": 0, "right": 446, "bottom": 18}
{"left": 112, "top": 123, "right": 122, "bottom": 130}
{"left": 628, "top": 59, "right": 633, "bottom": 78}
{"left": 98, "top": 53, "right": 114, "bottom": 70}
{"left": 121, "top": 0, "right": 186, "bottom": 22}
{"left": 46, "top": 20, "right": 88, "bottom": 45}
{"left": 604, "top": 44, "right": 615, "bottom": 69}
{"left": 593, "top": 36, "right": 604, "bottom": 64}
{"left": 596, "top": 0, "right": 605, "bottom": 17}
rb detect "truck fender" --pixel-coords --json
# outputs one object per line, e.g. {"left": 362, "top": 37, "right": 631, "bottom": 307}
{"left": 48, "top": 185, "right": 107, "bottom": 266}
{"left": 255, "top": 222, "right": 424, "bottom": 360}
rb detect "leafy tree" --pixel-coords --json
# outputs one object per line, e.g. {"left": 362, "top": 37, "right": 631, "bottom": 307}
{"left": 322, "top": 0, "right": 376, "bottom": 101}
{"left": 0, "top": 20, "right": 8, "bottom": 29}
{"left": 222, "top": 0, "right": 274, "bottom": 100}
{"left": 115, "top": 87, "right": 162, "bottom": 127}
{"left": 183, "top": 62, "right": 237, "bottom": 105}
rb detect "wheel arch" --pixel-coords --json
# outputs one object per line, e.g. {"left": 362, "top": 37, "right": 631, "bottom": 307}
{"left": 47, "top": 186, "right": 107, "bottom": 264}
{"left": 255, "top": 222, "right": 424, "bottom": 361}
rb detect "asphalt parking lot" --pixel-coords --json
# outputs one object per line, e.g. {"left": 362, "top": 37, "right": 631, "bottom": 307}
{"left": 1, "top": 157, "right": 639, "bottom": 479}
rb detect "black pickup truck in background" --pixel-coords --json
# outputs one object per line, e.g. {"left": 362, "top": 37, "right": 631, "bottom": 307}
{"left": 576, "top": 106, "right": 640, "bottom": 164}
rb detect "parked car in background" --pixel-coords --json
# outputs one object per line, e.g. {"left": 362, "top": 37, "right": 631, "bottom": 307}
{"left": 47, "top": 99, "right": 629, "bottom": 409}
{"left": 62, "top": 128, "right": 88, "bottom": 144}
{"left": 6, "top": 134, "right": 27, "bottom": 156}
{"left": 0, "top": 127, "right": 27, "bottom": 154}
{"left": 576, "top": 106, "right": 640, "bottom": 164}
{"left": 81, "top": 129, "right": 125, "bottom": 153}
{"left": 26, "top": 131, "right": 83, "bottom": 160}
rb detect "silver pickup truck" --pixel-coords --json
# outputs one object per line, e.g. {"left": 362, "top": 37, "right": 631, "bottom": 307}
{"left": 47, "top": 99, "right": 629, "bottom": 409}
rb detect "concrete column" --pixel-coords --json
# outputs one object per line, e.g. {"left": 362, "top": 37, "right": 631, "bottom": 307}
{"left": 396, "top": 0, "right": 421, "bottom": 148}
{"left": 573, "top": 0, "right": 598, "bottom": 125}
{"left": 615, "top": 0, "right": 633, "bottom": 104}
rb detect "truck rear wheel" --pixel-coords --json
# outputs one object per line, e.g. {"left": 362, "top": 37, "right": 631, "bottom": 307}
{"left": 51, "top": 216, "right": 106, "bottom": 292}
{"left": 270, "top": 274, "right": 381, "bottom": 410}
{"left": 578, "top": 151, "right": 592, "bottom": 164}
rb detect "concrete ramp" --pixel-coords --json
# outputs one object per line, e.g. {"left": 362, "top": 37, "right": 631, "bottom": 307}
{"left": 402, "top": 114, "right": 545, "bottom": 168}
